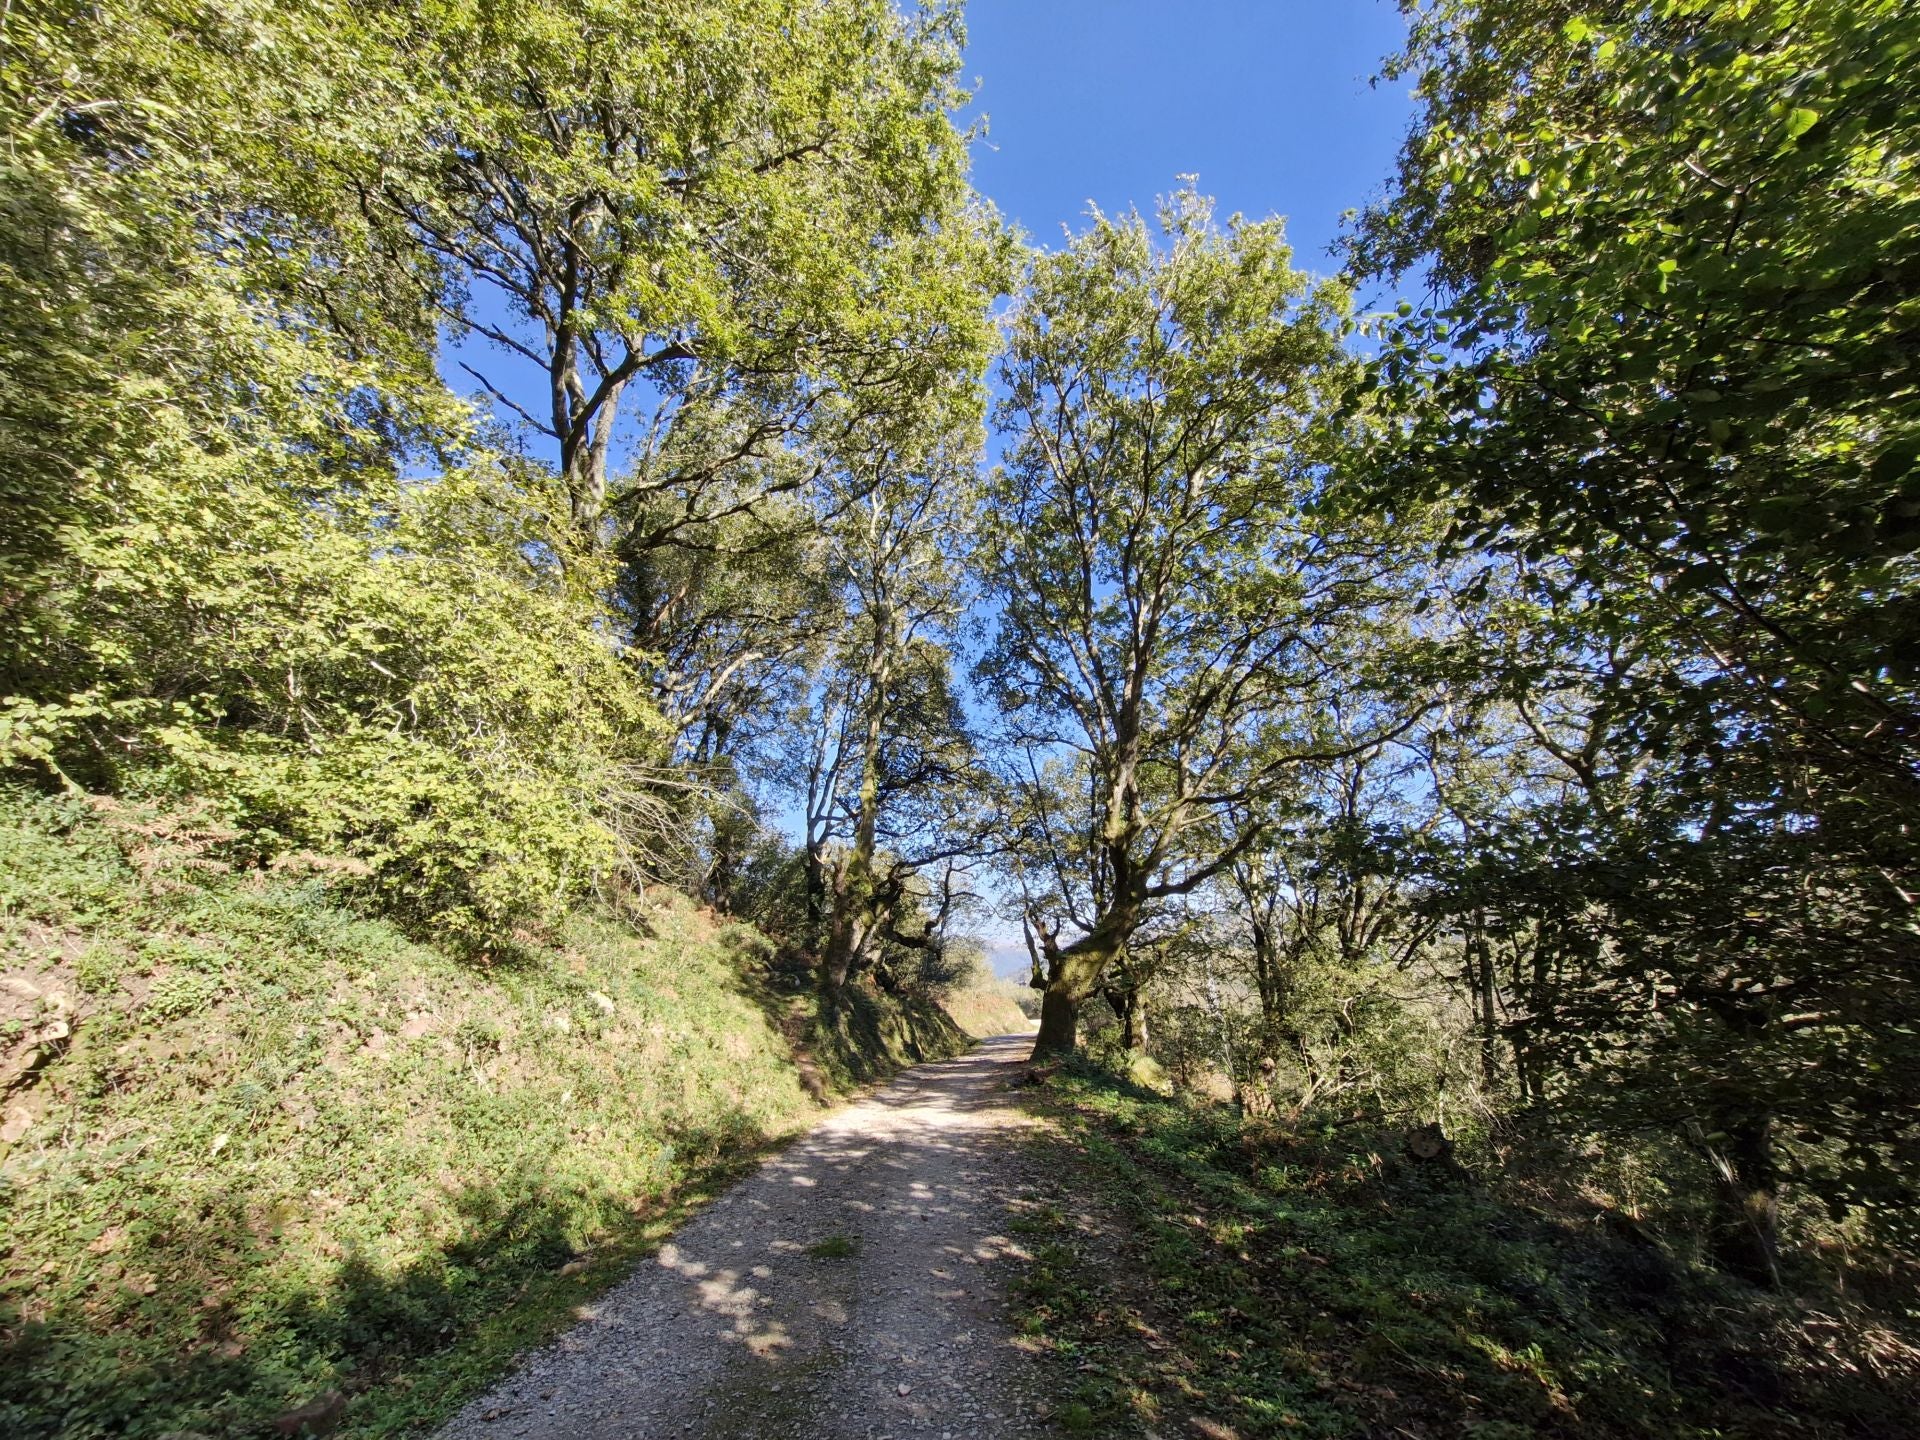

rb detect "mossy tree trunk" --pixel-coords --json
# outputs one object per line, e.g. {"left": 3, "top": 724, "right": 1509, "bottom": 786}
{"left": 817, "top": 604, "right": 895, "bottom": 1001}
{"left": 1030, "top": 901, "right": 1138, "bottom": 1059}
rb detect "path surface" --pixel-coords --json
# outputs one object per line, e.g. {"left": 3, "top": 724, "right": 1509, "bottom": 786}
{"left": 438, "top": 1034, "right": 1050, "bottom": 1440}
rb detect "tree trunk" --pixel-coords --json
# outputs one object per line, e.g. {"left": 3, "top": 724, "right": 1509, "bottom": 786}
{"left": 1468, "top": 913, "right": 1501, "bottom": 1092}
{"left": 1033, "top": 985, "right": 1080, "bottom": 1057}
{"left": 1105, "top": 985, "right": 1148, "bottom": 1052}
{"left": 1706, "top": 1112, "right": 1781, "bottom": 1286}
{"left": 804, "top": 842, "right": 828, "bottom": 953}
{"left": 1030, "top": 923, "right": 1128, "bottom": 1060}
{"left": 820, "top": 887, "right": 863, "bottom": 996}
{"left": 1122, "top": 988, "right": 1148, "bottom": 1053}
{"left": 817, "top": 616, "right": 894, "bottom": 999}
{"left": 1516, "top": 927, "right": 1554, "bottom": 1103}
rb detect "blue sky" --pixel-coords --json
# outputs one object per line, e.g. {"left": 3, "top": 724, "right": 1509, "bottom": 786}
{"left": 959, "top": 0, "right": 1413, "bottom": 276}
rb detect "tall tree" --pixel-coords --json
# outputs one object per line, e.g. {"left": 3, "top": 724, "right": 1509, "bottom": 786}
{"left": 981, "top": 192, "right": 1423, "bottom": 1057}
{"left": 373, "top": 0, "right": 1002, "bottom": 554}
{"left": 797, "top": 443, "right": 986, "bottom": 997}
{"left": 0, "top": 0, "right": 682, "bottom": 941}
{"left": 1354, "top": 0, "right": 1920, "bottom": 807}
{"left": 1353, "top": 0, "right": 1920, "bottom": 1274}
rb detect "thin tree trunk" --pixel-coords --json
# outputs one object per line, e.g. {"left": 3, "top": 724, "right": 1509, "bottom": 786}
{"left": 1105, "top": 985, "right": 1149, "bottom": 1052}
{"left": 818, "top": 614, "right": 894, "bottom": 999}
{"left": 1470, "top": 912, "right": 1500, "bottom": 1092}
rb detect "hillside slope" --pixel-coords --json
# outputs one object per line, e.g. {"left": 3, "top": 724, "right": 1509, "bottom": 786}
{"left": 0, "top": 789, "right": 1013, "bottom": 1439}
{"left": 1010, "top": 1061, "right": 1920, "bottom": 1440}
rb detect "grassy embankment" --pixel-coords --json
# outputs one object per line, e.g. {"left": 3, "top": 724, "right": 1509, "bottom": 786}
{"left": 942, "top": 976, "right": 1040, "bottom": 1039}
{"left": 1010, "top": 1060, "right": 1919, "bottom": 1440}
{"left": 0, "top": 788, "right": 1025, "bottom": 1439}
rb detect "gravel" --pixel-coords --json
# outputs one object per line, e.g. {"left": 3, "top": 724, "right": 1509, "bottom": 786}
{"left": 436, "top": 1033, "right": 1051, "bottom": 1440}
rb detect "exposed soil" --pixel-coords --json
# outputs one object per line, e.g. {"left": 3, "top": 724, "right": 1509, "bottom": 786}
{"left": 437, "top": 1034, "right": 1050, "bottom": 1440}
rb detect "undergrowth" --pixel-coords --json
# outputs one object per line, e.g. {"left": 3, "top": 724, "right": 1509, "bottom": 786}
{"left": 0, "top": 787, "right": 973, "bottom": 1438}
{"left": 1013, "top": 1059, "right": 1920, "bottom": 1440}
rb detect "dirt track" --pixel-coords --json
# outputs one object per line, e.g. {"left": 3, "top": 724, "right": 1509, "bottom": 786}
{"left": 437, "top": 1034, "right": 1049, "bottom": 1440}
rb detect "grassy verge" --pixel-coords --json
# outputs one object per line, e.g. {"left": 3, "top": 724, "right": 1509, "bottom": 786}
{"left": 939, "top": 978, "right": 1037, "bottom": 1042}
{"left": 1010, "top": 1059, "right": 1920, "bottom": 1440}
{"left": 0, "top": 788, "right": 973, "bottom": 1438}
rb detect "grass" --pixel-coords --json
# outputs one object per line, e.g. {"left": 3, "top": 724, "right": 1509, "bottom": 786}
{"left": 1011, "top": 1057, "right": 1920, "bottom": 1440}
{"left": 805, "top": 1234, "right": 861, "bottom": 1260}
{"left": 939, "top": 977, "right": 1037, "bottom": 1040}
{"left": 0, "top": 787, "right": 977, "bottom": 1438}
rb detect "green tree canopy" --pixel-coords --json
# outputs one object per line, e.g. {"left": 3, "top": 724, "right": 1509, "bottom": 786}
{"left": 1351, "top": 0, "right": 1920, "bottom": 1275}
{"left": 982, "top": 192, "right": 1425, "bottom": 1056}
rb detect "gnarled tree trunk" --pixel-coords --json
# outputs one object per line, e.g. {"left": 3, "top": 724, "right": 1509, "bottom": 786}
{"left": 1030, "top": 904, "right": 1137, "bottom": 1059}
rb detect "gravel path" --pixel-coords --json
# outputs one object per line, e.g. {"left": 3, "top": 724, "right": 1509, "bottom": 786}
{"left": 437, "top": 1034, "right": 1051, "bottom": 1440}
